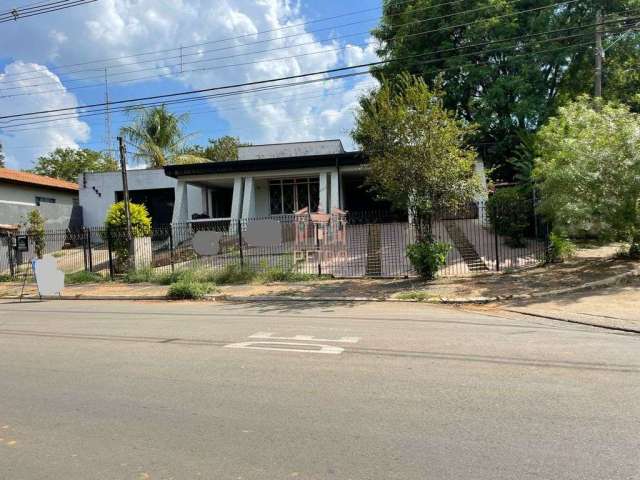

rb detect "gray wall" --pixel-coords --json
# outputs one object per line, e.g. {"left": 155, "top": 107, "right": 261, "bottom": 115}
{"left": 0, "top": 202, "right": 82, "bottom": 230}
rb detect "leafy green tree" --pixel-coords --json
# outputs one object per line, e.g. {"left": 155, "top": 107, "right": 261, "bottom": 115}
{"left": 103, "top": 201, "right": 152, "bottom": 271}
{"left": 184, "top": 136, "right": 245, "bottom": 162}
{"left": 120, "top": 105, "right": 203, "bottom": 167}
{"left": 352, "top": 73, "right": 482, "bottom": 219}
{"left": 26, "top": 209, "right": 46, "bottom": 258}
{"left": 371, "top": 0, "right": 639, "bottom": 180}
{"left": 29, "top": 148, "right": 118, "bottom": 182}
{"left": 534, "top": 96, "right": 640, "bottom": 257}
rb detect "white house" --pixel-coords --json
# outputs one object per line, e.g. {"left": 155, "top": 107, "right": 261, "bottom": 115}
{"left": 79, "top": 168, "right": 202, "bottom": 228}
{"left": 79, "top": 140, "right": 488, "bottom": 227}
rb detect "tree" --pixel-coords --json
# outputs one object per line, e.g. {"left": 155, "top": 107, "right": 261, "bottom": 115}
{"left": 534, "top": 96, "right": 640, "bottom": 257}
{"left": 183, "top": 136, "right": 244, "bottom": 162}
{"left": 120, "top": 105, "right": 203, "bottom": 167}
{"left": 29, "top": 148, "right": 118, "bottom": 182}
{"left": 371, "top": 0, "right": 639, "bottom": 180}
{"left": 26, "top": 209, "right": 46, "bottom": 258}
{"left": 0, "top": 141, "right": 5, "bottom": 168}
{"left": 352, "top": 73, "right": 482, "bottom": 219}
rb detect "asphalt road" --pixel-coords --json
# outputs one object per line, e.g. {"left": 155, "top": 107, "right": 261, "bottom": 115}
{"left": 0, "top": 299, "right": 639, "bottom": 480}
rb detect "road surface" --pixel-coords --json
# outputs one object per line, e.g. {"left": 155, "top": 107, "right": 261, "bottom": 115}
{"left": 0, "top": 299, "right": 638, "bottom": 479}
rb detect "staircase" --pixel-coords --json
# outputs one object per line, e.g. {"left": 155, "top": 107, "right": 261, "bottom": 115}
{"left": 443, "top": 221, "right": 489, "bottom": 272}
{"left": 365, "top": 224, "right": 382, "bottom": 276}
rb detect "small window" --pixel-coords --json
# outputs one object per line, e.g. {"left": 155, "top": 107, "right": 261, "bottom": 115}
{"left": 35, "top": 196, "right": 56, "bottom": 206}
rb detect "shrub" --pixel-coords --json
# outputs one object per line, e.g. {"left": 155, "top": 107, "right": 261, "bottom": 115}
{"left": 487, "top": 187, "right": 534, "bottom": 248}
{"left": 65, "top": 270, "right": 104, "bottom": 284}
{"left": 406, "top": 238, "right": 451, "bottom": 280}
{"left": 255, "top": 266, "right": 327, "bottom": 283}
{"left": 167, "top": 280, "right": 214, "bottom": 300}
{"left": 124, "top": 267, "right": 156, "bottom": 283}
{"left": 0, "top": 274, "right": 13, "bottom": 282}
{"left": 212, "top": 264, "right": 255, "bottom": 285}
{"left": 548, "top": 232, "right": 576, "bottom": 263}
{"left": 103, "top": 201, "right": 152, "bottom": 271}
{"left": 26, "top": 209, "right": 46, "bottom": 258}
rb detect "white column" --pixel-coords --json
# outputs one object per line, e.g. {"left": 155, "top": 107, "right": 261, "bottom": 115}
{"left": 201, "top": 187, "right": 209, "bottom": 216}
{"left": 230, "top": 176, "right": 243, "bottom": 220}
{"left": 329, "top": 170, "right": 340, "bottom": 211}
{"left": 241, "top": 176, "right": 256, "bottom": 219}
{"left": 318, "top": 172, "right": 328, "bottom": 213}
{"left": 171, "top": 180, "right": 189, "bottom": 224}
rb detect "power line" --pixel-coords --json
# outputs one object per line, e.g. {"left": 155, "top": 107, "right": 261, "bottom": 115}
{"left": 0, "top": 0, "right": 586, "bottom": 101}
{"left": 0, "top": 0, "right": 565, "bottom": 87}
{"left": 0, "top": 0, "right": 467, "bottom": 82}
{"left": 0, "top": 31, "right": 600, "bottom": 127}
{"left": 0, "top": 0, "right": 96, "bottom": 24}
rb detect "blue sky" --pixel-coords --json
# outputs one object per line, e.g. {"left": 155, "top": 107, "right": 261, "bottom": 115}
{"left": 0, "top": 0, "right": 381, "bottom": 169}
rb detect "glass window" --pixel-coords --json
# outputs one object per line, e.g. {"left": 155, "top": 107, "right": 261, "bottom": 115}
{"left": 35, "top": 196, "right": 56, "bottom": 206}
{"left": 268, "top": 177, "right": 319, "bottom": 215}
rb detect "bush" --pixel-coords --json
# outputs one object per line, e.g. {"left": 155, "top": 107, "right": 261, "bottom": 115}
{"left": 487, "top": 187, "right": 535, "bottom": 248}
{"left": 167, "top": 280, "right": 214, "bottom": 300}
{"left": 124, "top": 268, "right": 156, "bottom": 283}
{"left": 254, "top": 266, "right": 328, "bottom": 283}
{"left": 103, "top": 201, "right": 152, "bottom": 271}
{"left": 212, "top": 264, "right": 255, "bottom": 285}
{"left": 548, "top": 232, "right": 576, "bottom": 263}
{"left": 0, "top": 274, "right": 13, "bottom": 282}
{"left": 65, "top": 270, "right": 104, "bottom": 284}
{"left": 406, "top": 238, "right": 451, "bottom": 280}
{"left": 26, "top": 209, "right": 46, "bottom": 258}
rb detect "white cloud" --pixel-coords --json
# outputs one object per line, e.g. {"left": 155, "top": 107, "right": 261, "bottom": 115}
{"left": 0, "top": 0, "right": 380, "bottom": 165}
{"left": 0, "top": 62, "right": 90, "bottom": 169}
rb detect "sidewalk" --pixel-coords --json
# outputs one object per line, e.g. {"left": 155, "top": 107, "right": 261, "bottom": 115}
{"left": 466, "top": 278, "right": 640, "bottom": 333}
{"left": 1, "top": 249, "right": 638, "bottom": 332}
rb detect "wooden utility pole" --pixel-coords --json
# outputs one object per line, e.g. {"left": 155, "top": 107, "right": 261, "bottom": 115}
{"left": 117, "top": 136, "right": 132, "bottom": 239}
{"left": 595, "top": 9, "right": 604, "bottom": 97}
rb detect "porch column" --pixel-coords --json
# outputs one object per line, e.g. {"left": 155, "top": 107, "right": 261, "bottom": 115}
{"left": 318, "top": 172, "right": 328, "bottom": 213}
{"left": 230, "top": 176, "right": 243, "bottom": 220}
{"left": 241, "top": 176, "right": 256, "bottom": 219}
{"left": 171, "top": 180, "right": 189, "bottom": 224}
{"left": 329, "top": 170, "right": 340, "bottom": 211}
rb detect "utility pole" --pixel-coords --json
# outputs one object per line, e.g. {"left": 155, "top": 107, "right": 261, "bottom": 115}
{"left": 118, "top": 136, "right": 132, "bottom": 240}
{"left": 595, "top": 9, "right": 604, "bottom": 97}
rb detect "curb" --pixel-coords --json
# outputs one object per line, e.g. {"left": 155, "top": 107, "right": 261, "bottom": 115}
{"left": 1, "top": 267, "right": 637, "bottom": 304}
{"left": 501, "top": 309, "right": 640, "bottom": 335}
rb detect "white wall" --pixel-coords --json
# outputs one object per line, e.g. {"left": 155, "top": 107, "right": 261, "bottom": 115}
{"left": 238, "top": 140, "right": 344, "bottom": 160}
{"left": 0, "top": 182, "right": 77, "bottom": 206}
{"left": 79, "top": 169, "right": 202, "bottom": 228}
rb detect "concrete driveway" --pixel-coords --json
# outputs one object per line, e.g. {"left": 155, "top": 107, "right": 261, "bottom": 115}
{"left": 0, "top": 300, "right": 638, "bottom": 479}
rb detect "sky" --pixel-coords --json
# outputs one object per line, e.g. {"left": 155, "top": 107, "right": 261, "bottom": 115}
{"left": 0, "top": 0, "right": 382, "bottom": 170}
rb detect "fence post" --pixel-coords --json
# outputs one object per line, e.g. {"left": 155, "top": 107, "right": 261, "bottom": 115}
{"left": 106, "top": 229, "right": 115, "bottom": 280}
{"left": 544, "top": 221, "right": 551, "bottom": 264}
{"left": 82, "top": 228, "right": 89, "bottom": 272}
{"left": 87, "top": 228, "right": 93, "bottom": 272}
{"left": 237, "top": 219, "right": 244, "bottom": 270}
{"left": 316, "top": 222, "right": 322, "bottom": 276}
{"left": 7, "top": 234, "right": 15, "bottom": 277}
{"left": 168, "top": 225, "right": 175, "bottom": 273}
{"left": 493, "top": 203, "right": 500, "bottom": 272}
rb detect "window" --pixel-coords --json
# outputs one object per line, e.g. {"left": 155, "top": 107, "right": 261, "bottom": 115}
{"left": 269, "top": 177, "right": 319, "bottom": 215}
{"left": 35, "top": 196, "right": 56, "bottom": 206}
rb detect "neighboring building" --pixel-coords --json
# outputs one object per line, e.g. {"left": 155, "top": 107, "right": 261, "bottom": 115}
{"left": 0, "top": 168, "right": 81, "bottom": 229}
{"left": 79, "top": 140, "right": 488, "bottom": 227}
{"left": 79, "top": 168, "right": 202, "bottom": 228}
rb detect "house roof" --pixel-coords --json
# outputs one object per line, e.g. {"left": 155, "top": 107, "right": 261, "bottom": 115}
{"left": 0, "top": 168, "right": 79, "bottom": 192}
{"left": 164, "top": 151, "right": 367, "bottom": 178}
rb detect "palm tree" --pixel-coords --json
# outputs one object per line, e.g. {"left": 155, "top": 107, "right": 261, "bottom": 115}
{"left": 120, "top": 105, "right": 205, "bottom": 167}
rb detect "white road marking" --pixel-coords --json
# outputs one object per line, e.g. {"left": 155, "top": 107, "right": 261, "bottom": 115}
{"left": 224, "top": 341, "right": 344, "bottom": 355}
{"left": 248, "top": 332, "right": 360, "bottom": 343}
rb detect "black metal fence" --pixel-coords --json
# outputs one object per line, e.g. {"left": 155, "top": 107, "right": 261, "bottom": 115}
{"left": 0, "top": 201, "right": 549, "bottom": 280}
